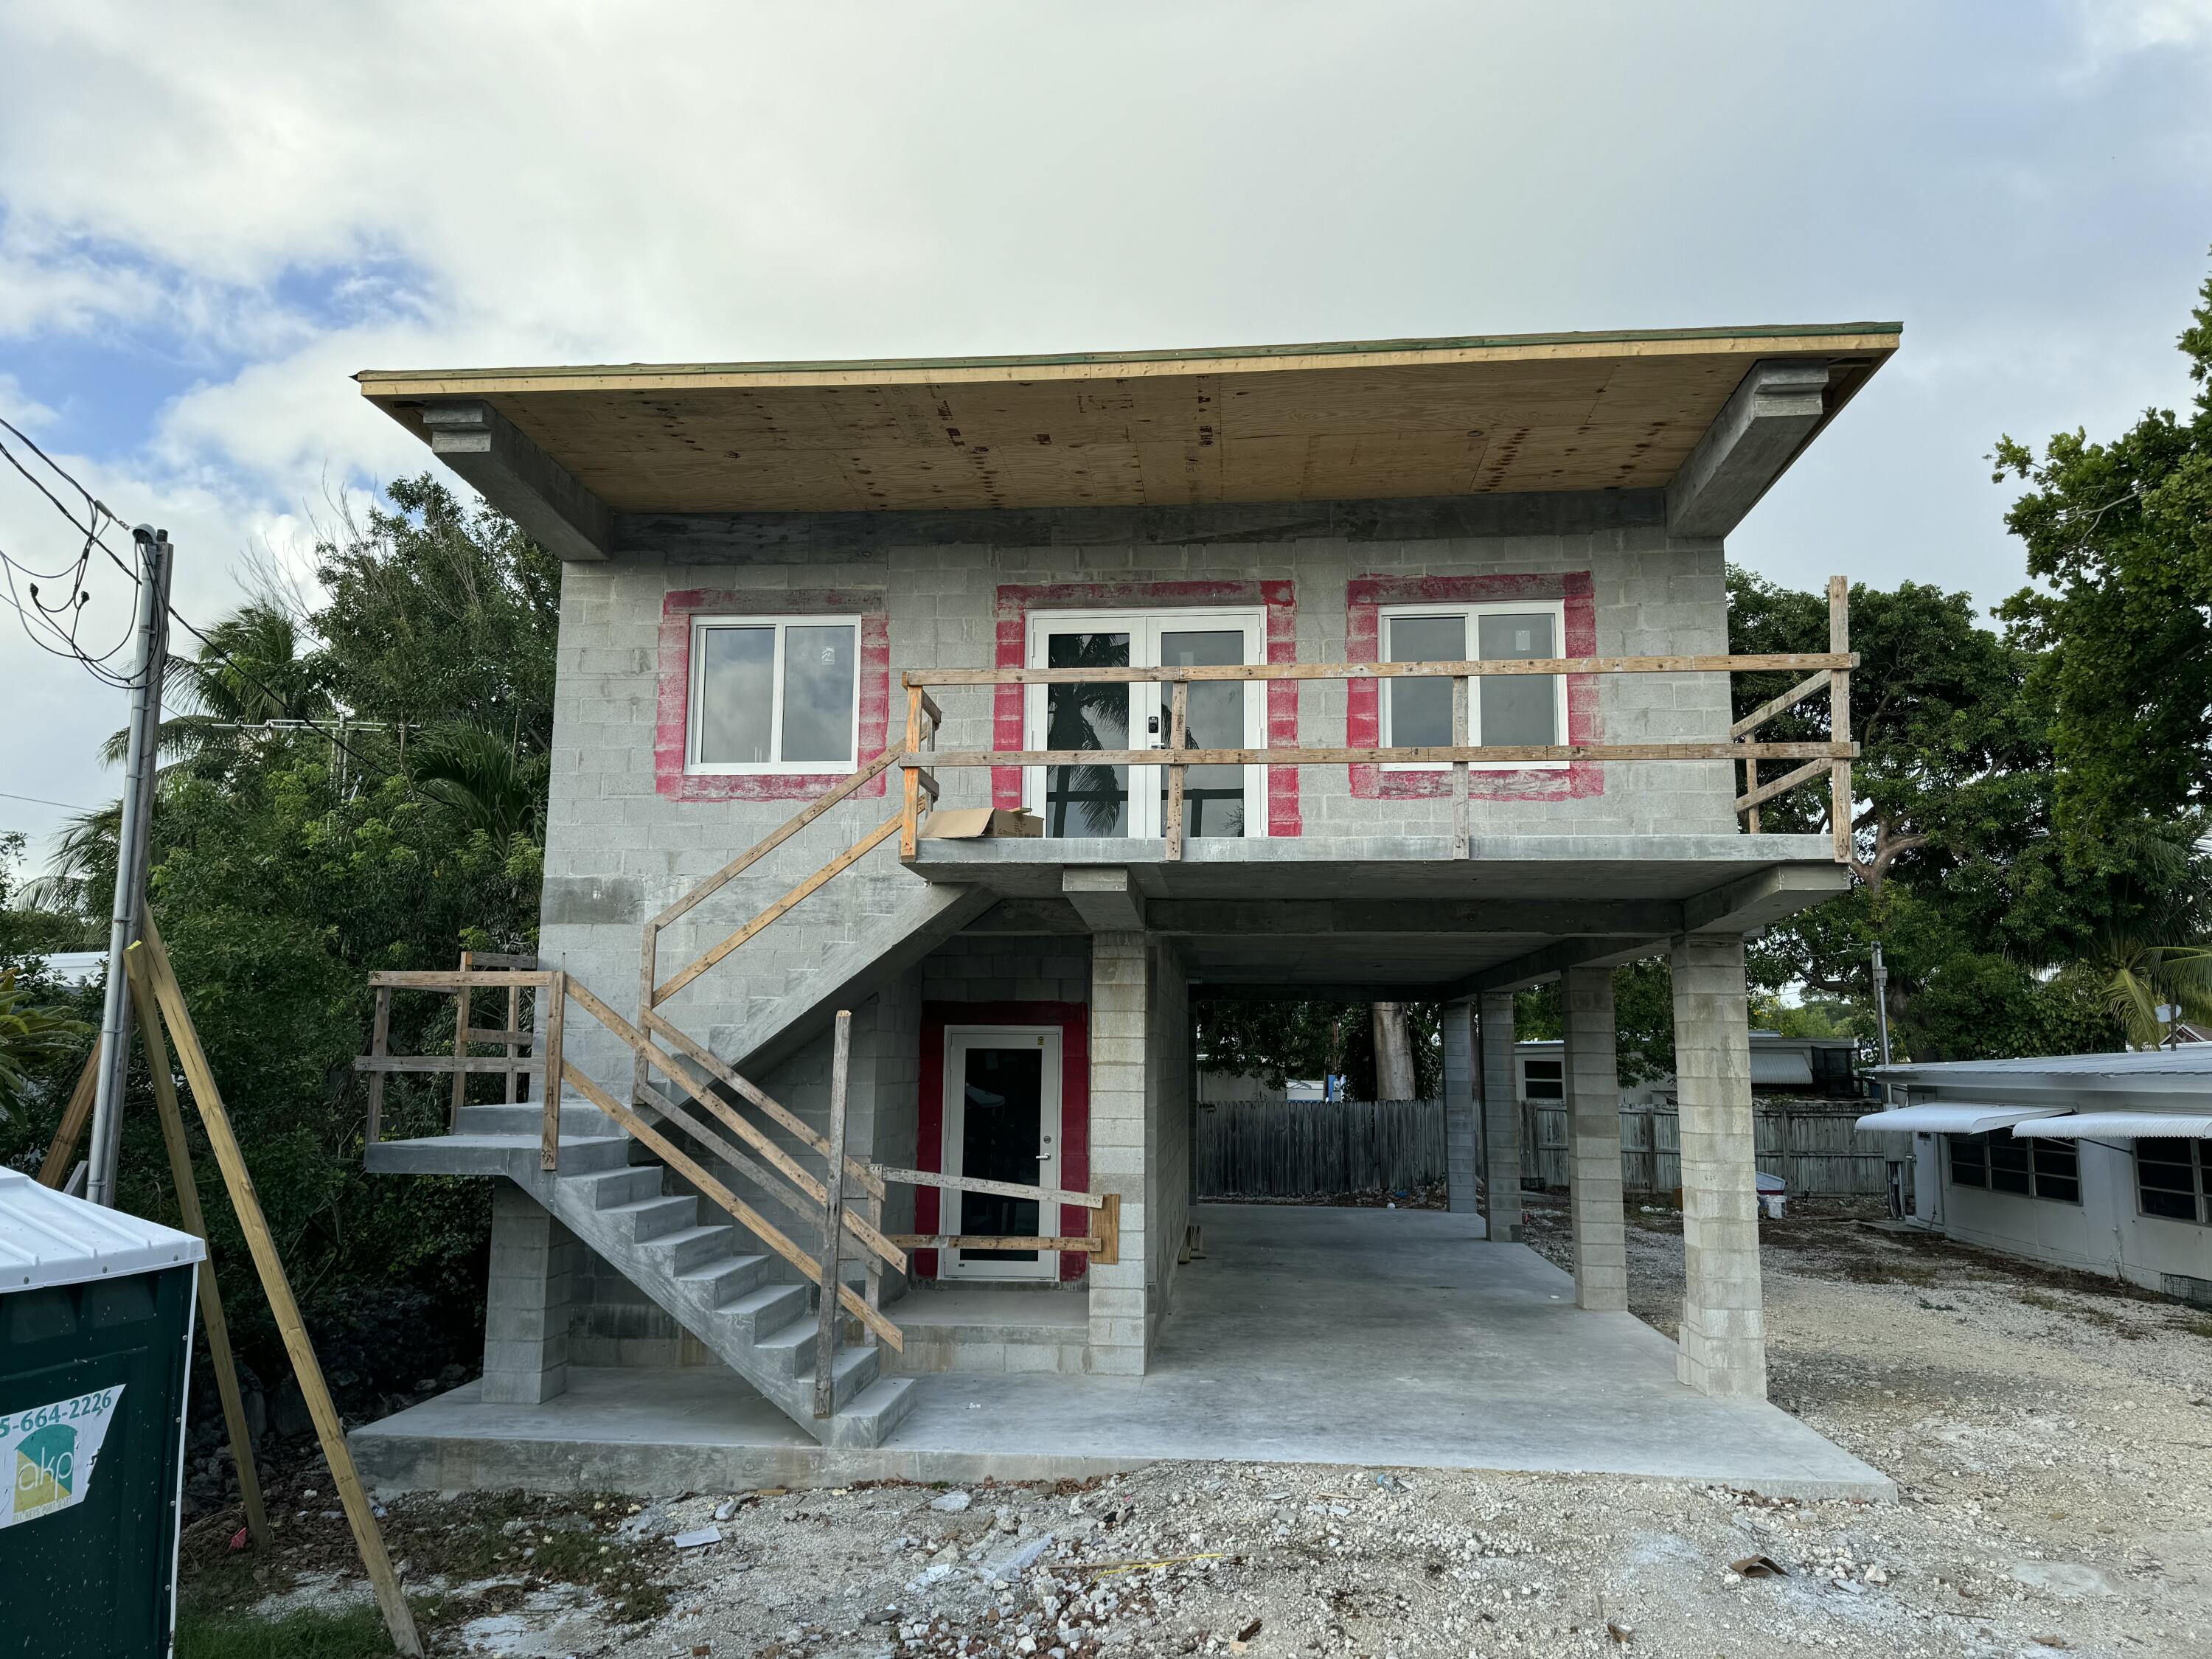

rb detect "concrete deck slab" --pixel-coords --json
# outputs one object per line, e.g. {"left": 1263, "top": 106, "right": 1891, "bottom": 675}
{"left": 353, "top": 1203, "right": 1894, "bottom": 1502}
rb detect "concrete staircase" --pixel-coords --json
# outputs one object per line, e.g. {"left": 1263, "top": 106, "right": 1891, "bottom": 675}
{"left": 368, "top": 1103, "right": 918, "bottom": 1448}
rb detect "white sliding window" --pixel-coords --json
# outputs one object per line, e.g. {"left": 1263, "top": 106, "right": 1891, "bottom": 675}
{"left": 1380, "top": 600, "right": 1568, "bottom": 768}
{"left": 688, "top": 616, "right": 860, "bottom": 773}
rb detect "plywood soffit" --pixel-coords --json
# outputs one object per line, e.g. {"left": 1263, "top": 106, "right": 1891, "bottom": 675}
{"left": 358, "top": 324, "right": 1899, "bottom": 516}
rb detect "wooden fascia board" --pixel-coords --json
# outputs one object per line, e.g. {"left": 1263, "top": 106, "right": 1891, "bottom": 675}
{"left": 354, "top": 326, "right": 1900, "bottom": 401}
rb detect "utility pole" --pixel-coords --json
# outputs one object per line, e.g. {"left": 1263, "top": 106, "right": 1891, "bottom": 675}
{"left": 85, "top": 526, "right": 172, "bottom": 1208}
{"left": 1870, "top": 942, "right": 1893, "bottom": 1073}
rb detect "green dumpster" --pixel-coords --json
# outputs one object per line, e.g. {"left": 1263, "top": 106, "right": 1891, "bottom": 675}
{"left": 0, "top": 1165, "right": 206, "bottom": 1658}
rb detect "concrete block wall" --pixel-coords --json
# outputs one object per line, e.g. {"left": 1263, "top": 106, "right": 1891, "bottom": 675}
{"left": 1478, "top": 992, "right": 1523, "bottom": 1243}
{"left": 1441, "top": 1000, "right": 1479, "bottom": 1214}
{"left": 1085, "top": 933, "right": 1150, "bottom": 1375}
{"left": 1669, "top": 933, "right": 1766, "bottom": 1400}
{"left": 535, "top": 495, "right": 1738, "bottom": 1119}
{"left": 1562, "top": 965, "right": 1628, "bottom": 1312}
{"left": 483, "top": 1183, "right": 582, "bottom": 1401}
{"left": 1147, "top": 942, "right": 1192, "bottom": 1332}
{"left": 919, "top": 935, "right": 1091, "bottom": 1006}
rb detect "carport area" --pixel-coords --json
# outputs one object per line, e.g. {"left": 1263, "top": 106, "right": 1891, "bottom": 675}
{"left": 353, "top": 1202, "right": 1890, "bottom": 1500}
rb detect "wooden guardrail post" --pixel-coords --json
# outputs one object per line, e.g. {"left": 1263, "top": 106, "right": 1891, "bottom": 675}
{"left": 1828, "top": 574, "right": 1852, "bottom": 865}
{"left": 901, "top": 684, "right": 924, "bottom": 859}
{"left": 813, "top": 1009, "right": 853, "bottom": 1417}
{"left": 450, "top": 951, "right": 474, "bottom": 1130}
{"left": 1450, "top": 674, "right": 1470, "bottom": 860}
{"left": 541, "top": 972, "right": 565, "bottom": 1172}
{"left": 365, "top": 986, "right": 391, "bottom": 1147}
{"left": 1166, "top": 679, "right": 1188, "bottom": 861}
{"left": 633, "top": 922, "right": 657, "bottom": 1109}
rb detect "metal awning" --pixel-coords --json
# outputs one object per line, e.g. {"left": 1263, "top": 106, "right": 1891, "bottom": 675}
{"left": 1852, "top": 1105, "right": 2067, "bottom": 1135}
{"left": 2011, "top": 1113, "right": 2212, "bottom": 1140}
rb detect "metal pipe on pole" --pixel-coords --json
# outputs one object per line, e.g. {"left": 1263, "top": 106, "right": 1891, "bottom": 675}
{"left": 84, "top": 526, "right": 172, "bottom": 1208}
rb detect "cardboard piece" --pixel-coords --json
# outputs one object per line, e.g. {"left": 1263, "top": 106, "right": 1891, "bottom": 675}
{"left": 920, "top": 808, "right": 1043, "bottom": 841}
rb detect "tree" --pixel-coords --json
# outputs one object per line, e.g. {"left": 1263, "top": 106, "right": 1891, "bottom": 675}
{"left": 1996, "top": 257, "right": 2212, "bottom": 838}
{"left": 0, "top": 969, "right": 88, "bottom": 1126}
{"left": 0, "top": 473, "right": 555, "bottom": 1402}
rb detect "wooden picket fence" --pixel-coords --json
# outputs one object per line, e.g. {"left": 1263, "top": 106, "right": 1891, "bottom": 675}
{"left": 1197, "top": 1098, "right": 1449, "bottom": 1198}
{"left": 1197, "top": 1096, "right": 1893, "bottom": 1200}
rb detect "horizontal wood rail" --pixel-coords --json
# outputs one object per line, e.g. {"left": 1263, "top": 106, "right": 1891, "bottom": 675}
{"left": 872, "top": 1164, "right": 1107, "bottom": 1210}
{"left": 902, "top": 740, "right": 1854, "bottom": 769}
{"left": 898, "top": 580, "right": 1859, "bottom": 864}
{"left": 891, "top": 1189, "right": 1119, "bottom": 1266}
{"left": 905, "top": 651, "right": 1857, "bottom": 686}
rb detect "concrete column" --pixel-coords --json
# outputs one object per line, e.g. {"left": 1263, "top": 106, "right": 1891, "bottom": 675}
{"left": 1669, "top": 933, "right": 1767, "bottom": 1399}
{"left": 481, "top": 1182, "right": 578, "bottom": 1404}
{"left": 1441, "top": 1001, "right": 1481, "bottom": 1216}
{"left": 1086, "top": 932, "right": 1150, "bottom": 1375}
{"left": 1477, "top": 991, "right": 1522, "bottom": 1243}
{"left": 1562, "top": 966, "right": 1627, "bottom": 1312}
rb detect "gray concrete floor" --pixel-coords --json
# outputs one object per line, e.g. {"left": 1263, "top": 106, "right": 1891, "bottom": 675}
{"left": 354, "top": 1203, "right": 1893, "bottom": 1500}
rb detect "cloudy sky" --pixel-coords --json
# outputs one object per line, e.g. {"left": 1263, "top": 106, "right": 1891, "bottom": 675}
{"left": 2, "top": 1, "right": 2210, "bottom": 863}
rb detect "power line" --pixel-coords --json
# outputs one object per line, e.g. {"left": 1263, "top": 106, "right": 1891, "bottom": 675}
{"left": 0, "top": 787, "right": 96, "bottom": 812}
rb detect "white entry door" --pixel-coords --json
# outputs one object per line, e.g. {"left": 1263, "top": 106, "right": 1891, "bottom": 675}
{"left": 941, "top": 1026, "right": 1063, "bottom": 1281}
{"left": 1022, "top": 608, "right": 1267, "bottom": 841}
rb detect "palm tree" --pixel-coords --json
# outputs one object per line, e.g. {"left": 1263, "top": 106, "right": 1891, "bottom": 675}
{"left": 2072, "top": 931, "right": 2212, "bottom": 1048}
{"left": 406, "top": 721, "right": 549, "bottom": 844}
{"left": 0, "top": 970, "right": 90, "bottom": 1125}
{"left": 101, "top": 602, "right": 335, "bottom": 779}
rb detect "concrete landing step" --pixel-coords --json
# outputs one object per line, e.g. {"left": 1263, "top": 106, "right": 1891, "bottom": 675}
{"left": 365, "top": 1132, "right": 631, "bottom": 1178}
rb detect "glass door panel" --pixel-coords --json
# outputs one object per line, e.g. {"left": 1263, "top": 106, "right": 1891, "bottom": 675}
{"left": 1157, "top": 628, "right": 1248, "bottom": 839}
{"left": 942, "top": 1028, "right": 1061, "bottom": 1281}
{"left": 1042, "top": 630, "right": 1130, "bottom": 838}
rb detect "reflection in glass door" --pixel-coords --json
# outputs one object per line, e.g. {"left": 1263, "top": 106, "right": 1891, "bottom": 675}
{"left": 1156, "top": 627, "right": 1248, "bottom": 840}
{"left": 942, "top": 1027, "right": 1062, "bottom": 1281}
{"left": 1026, "top": 610, "right": 1265, "bottom": 841}
{"left": 1041, "top": 630, "right": 1130, "bottom": 837}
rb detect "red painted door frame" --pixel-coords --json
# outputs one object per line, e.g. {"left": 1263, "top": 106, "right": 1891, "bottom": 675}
{"left": 916, "top": 1001, "right": 1091, "bottom": 1281}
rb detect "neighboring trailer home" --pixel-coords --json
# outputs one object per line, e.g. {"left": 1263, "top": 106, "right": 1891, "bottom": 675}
{"left": 1860, "top": 1049, "right": 2212, "bottom": 1298}
{"left": 347, "top": 324, "right": 1896, "bottom": 1472}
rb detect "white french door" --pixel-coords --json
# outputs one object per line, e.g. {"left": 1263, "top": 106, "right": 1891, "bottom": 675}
{"left": 1022, "top": 608, "right": 1267, "bottom": 841}
{"left": 940, "top": 1026, "right": 1063, "bottom": 1281}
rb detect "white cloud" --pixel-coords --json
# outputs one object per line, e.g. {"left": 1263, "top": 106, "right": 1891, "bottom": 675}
{"left": 1, "top": 0, "right": 2210, "bottom": 860}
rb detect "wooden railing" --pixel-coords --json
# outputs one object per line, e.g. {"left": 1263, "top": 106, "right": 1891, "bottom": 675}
{"left": 359, "top": 953, "right": 1120, "bottom": 1410}
{"left": 897, "top": 575, "right": 1859, "bottom": 863}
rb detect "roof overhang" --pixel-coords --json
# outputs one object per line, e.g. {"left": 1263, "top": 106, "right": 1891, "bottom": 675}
{"left": 1854, "top": 1105, "right": 2068, "bottom": 1135}
{"left": 2012, "top": 1113, "right": 2212, "bottom": 1140}
{"left": 355, "top": 322, "right": 1899, "bottom": 553}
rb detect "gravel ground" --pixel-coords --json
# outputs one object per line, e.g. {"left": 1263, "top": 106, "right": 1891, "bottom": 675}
{"left": 192, "top": 1197, "right": 2212, "bottom": 1657}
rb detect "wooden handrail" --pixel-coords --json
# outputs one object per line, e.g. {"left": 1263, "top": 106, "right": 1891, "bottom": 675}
{"left": 559, "top": 1057, "right": 902, "bottom": 1350}
{"left": 903, "top": 740, "right": 1855, "bottom": 768}
{"left": 904, "top": 650, "right": 1857, "bottom": 686}
{"left": 654, "top": 809, "right": 905, "bottom": 1005}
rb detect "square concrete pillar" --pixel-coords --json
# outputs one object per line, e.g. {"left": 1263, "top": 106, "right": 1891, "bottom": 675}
{"left": 481, "top": 1182, "right": 578, "bottom": 1404}
{"left": 1441, "top": 1001, "right": 1481, "bottom": 1216}
{"left": 1477, "top": 991, "right": 1522, "bottom": 1243}
{"left": 1562, "top": 965, "right": 1627, "bottom": 1312}
{"left": 1669, "top": 933, "right": 1767, "bottom": 1399}
{"left": 1086, "top": 932, "right": 1150, "bottom": 1375}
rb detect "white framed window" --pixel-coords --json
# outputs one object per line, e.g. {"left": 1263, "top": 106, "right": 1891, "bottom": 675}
{"left": 686, "top": 615, "right": 860, "bottom": 773}
{"left": 1379, "top": 600, "right": 1568, "bottom": 769}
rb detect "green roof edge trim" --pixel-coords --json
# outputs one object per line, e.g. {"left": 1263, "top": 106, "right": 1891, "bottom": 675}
{"left": 357, "top": 321, "right": 1904, "bottom": 386}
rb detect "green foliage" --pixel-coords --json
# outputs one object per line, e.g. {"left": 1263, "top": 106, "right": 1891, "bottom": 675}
{"left": 177, "top": 1602, "right": 409, "bottom": 1659}
{"left": 0, "top": 967, "right": 89, "bottom": 1124}
{"left": 1195, "top": 999, "right": 1442, "bottom": 1099}
{"left": 1514, "top": 959, "right": 1674, "bottom": 1083}
{"left": 1996, "top": 257, "right": 2212, "bottom": 838}
{"left": 0, "top": 831, "right": 92, "bottom": 959}
{"left": 0, "top": 476, "right": 549, "bottom": 1380}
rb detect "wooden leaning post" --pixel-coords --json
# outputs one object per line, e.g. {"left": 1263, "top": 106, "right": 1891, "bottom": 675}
{"left": 27, "top": 913, "right": 424, "bottom": 1654}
